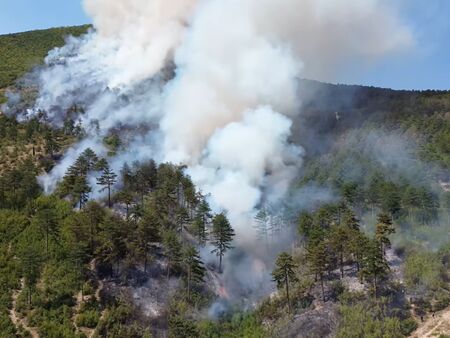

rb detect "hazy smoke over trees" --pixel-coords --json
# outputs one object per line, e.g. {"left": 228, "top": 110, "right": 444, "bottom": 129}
{"left": 23, "top": 0, "right": 414, "bottom": 302}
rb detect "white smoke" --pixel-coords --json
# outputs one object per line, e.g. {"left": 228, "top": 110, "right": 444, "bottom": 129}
{"left": 25, "top": 0, "right": 413, "bottom": 303}
{"left": 83, "top": 0, "right": 198, "bottom": 86}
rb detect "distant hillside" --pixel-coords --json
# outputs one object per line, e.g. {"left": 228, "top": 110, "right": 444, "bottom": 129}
{"left": 294, "top": 79, "right": 450, "bottom": 160}
{"left": 0, "top": 25, "right": 90, "bottom": 91}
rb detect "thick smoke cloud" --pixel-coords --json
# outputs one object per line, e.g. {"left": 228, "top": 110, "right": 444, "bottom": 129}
{"left": 83, "top": 0, "right": 198, "bottom": 86}
{"left": 22, "top": 0, "right": 413, "bottom": 304}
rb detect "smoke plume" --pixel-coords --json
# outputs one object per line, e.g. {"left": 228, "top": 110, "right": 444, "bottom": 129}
{"left": 22, "top": 0, "right": 413, "bottom": 304}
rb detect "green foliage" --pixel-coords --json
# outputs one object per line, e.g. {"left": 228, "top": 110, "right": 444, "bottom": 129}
{"left": 103, "top": 134, "right": 122, "bottom": 155}
{"left": 168, "top": 315, "right": 198, "bottom": 338}
{"left": 0, "top": 26, "right": 90, "bottom": 88}
{"left": 361, "top": 240, "right": 389, "bottom": 297}
{"left": 40, "top": 262, "right": 80, "bottom": 307}
{"left": 375, "top": 213, "right": 395, "bottom": 254}
{"left": 95, "top": 302, "right": 150, "bottom": 338}
{"left": 400, "top": 318, "right": 418, "bottom": 336}
{"left": 76, "top": 309, "right": 100, "bottom": 329}
{"left": 272, "top": 253, "right": 298, "bottom": 290}
{"left": 163, "top": 229, "right": 183, "bottom": 279}
{"left": 183, "top": 246, "right": 206, "bottom": 300}
{"left": 272, "top": 252, "right": 298, "bottom": 312}
{"left": 336, "top": 303, "right": 403, "bottom": 338}
{"left": 404, "top": 250, "right": 445, "bottom": 292}
{"left": 96, "top": 161, "right": 117, "bottom": 208}
{"left": 211, "top": 213, "right": 235, "bottom": 272}
{"left": 192, "top": 198, "right": 212, "bottom": 245}
{"left": 197, "top": 313, "right": 266, "bottom": 338}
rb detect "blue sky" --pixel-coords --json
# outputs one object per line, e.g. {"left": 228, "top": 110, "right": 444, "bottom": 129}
{"left": 0, "top": 0, "right": 449, "bottom": 90}
{"left": 0, "top": 0, "right": 88, "bottom": 35}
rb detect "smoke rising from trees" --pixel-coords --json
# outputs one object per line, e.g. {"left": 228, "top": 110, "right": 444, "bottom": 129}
{"left": 22, "top": 0, "right": 414, "bottom": 304}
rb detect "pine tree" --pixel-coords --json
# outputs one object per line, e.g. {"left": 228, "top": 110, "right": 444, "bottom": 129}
{"left": 116, "top": 190, "right": 134, "bottom": 219}
{"left": 361, "top": 239, "right": 389, "bottom": 297}
{"left": 121, "top": 163, "right": 133, "bottom": 191}
{"left": 137, "top": 207, "right": 161, "bottom": 273}
{"left": 330, "top": 225, "right": 351, "bottom": 278}
{"left": 19, "top": 239, "right": 42, "bottom": 305}
{"left": 341, "top": 182, "right": 359, "bottom": 207}
{"left": 375, "top": 212, "right": 395, "bottom": 255}
{"left": 307, "top": 240, "right": 330, "bottom": 302}
{"left": 298, "top": 211, "right": 314, "bottom": 238}
{"left": 73, "top": 175, "right": 91, "bottom": 209}
{"left": 96, "top": 215, "right": 128, "bottom": 277}
{"left": 35, "top": 206, "right": 59, "bottom": 258}
{"left": 211, "top": 213, "right": 235, "bottom": 273}
{"left": 134, "top": 160, "right": 158, "bottom": 205}
{"left": 175, "top": 206, "right": 190, "bottom": 237}
{"left": 367, "top": 175, "right": 381, "bottom": 219}
{"left": 342, "top": 209, "right": 360, "bottom": 231}
{"left": 181, "top": 176, "right": 198, "bottom": 215}
{"left": 163, "top": 230, "right": 182, "bottom": 279}
{"left": 44, "top": 129, "right": 60, "bottom": 158}
{"left": 380, "top": 182, "right": 401, "bottom": 216}
{"left": 183, "top": 245, "right": 206, "bottom": 301}
{"left": 272, "top": 252, "right": 298, "bottom": 313}
{"left": 97, "top": 162, "right": 117, "bottom": 208}
{"left": 82, "top": 201, "right": 106, "bottom": 254}
{"left": 402, "top": 186, "right": 420, "bottom": 222}
{"left": 254, "top": 208, "right": 271, "bottom": 250}
{"left": 193, "top": 198, "right": 212, "bottom": 245}
{"left": 81, "top": 148, "right": 99, "bottom": 171}
{"left": 348, "top": 228, "right": 369, "bottom": 277}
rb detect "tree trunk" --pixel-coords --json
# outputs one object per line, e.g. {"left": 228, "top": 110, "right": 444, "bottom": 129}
{"left": 320, "top": 274, "right": 325, "bottom": 302}
{"left": 90, "top": 217, "right": 94, "bottom": 254}
{"left": 285, "top": 273, "right": 291, "bottom": 313}
{"left": 340, "top": 252, "right": 344, "bottom": 278}
{"left": 144, "top": 254, "right": 148, "bottom": 274}
{"left": 374, "top": 276, "right": 378, "bottom": 298}
{"left": 219, "top": 254, "right": 223, "bottom": 273}
{"left": 46, "top": 224, "right": 49, "bottom": 258}
{"left": 108, "top": 185, "right": 111, "bottom": 208}
{"left": 187, "top": 267, "right": 191, "bottom": 302}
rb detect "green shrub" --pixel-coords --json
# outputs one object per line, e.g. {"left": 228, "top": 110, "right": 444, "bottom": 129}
{"left": 433, "top": 291, "right": 450, "bottom": 312}
{"left": 404, "top": 251, "right": 444, "bottom": 292}
{"left": 197, "top": 313, "right": 266, "bottom": 338}
{"left": 337, "top": 304, "right": 403, "bottom": 338}
{"left": 76, "top": 309, "right": 100, "bottom": 329}
{"left": 400, "top": 318, "right": 418, "bottom": 336}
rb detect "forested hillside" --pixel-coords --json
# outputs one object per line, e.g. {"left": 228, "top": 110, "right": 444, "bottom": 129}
{"left": 2, "top": 27, "right": 450, "bottom": 338}
{"left": 0, "top": 25, "right": 89, "bottom": 102}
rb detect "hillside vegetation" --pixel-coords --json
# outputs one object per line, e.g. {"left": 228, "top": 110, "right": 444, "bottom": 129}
{"left": 0, "top": 25, "right": 89, "bottom": 98}
{"left": 2, "top": 27, "right": 450, "bottom": 337}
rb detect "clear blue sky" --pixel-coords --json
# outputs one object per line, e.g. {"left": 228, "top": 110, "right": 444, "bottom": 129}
{"left": 0, "top": 0, "right": 89, "bottom": 35}
{"left": 0, "top": 0, "right": 449, "bottom": 90}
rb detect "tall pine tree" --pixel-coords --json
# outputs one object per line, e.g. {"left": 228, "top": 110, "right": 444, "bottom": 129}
{"left": 97, "top": 162, "right": 117, "bottom": 208}
{"left": 272, "top": 252, "right": 298, "bottom": 313}
{"left": 183, "top": 246, "right": 206, "bottom": 301}
{"left": 211, "top": 213, "right": 235, "bottom": 273}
